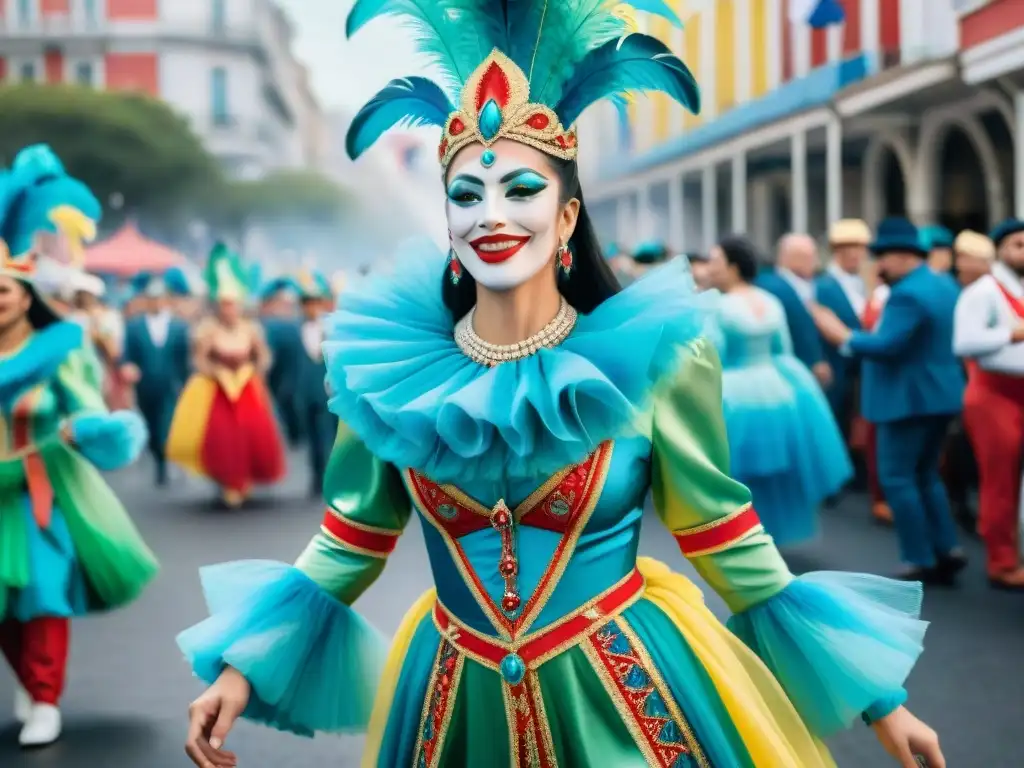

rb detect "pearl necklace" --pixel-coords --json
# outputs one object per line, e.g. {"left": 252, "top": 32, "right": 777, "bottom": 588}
{"left": 454, "top": 297, "right": 578, "bottom": 367}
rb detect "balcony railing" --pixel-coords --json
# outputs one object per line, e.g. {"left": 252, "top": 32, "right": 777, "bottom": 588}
{"left": 0, "top": 15, "right": 259, "bottom": 47}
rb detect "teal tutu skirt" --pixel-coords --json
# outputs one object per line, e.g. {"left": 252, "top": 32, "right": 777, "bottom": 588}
{"left": 722, "top": 356, "right": 852, "bottom": 546}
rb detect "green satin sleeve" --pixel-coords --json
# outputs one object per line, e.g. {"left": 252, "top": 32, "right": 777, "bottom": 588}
{"left": 294, "top": 421, "right": 411, "bottom": 605}
{"left": 650, "top": 339, "right": 793, "bottom": 613}
{"left": 55, "top": 343, "right": 107, "bottom": 416}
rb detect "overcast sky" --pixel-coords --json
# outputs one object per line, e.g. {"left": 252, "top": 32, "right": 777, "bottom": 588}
{"left": 277, "top": 0, "right": 431, "bottom": 111}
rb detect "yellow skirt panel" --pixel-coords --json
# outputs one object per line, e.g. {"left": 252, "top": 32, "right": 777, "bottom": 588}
{"left": 165, "top": 374, "right": 218, "bottom": 478}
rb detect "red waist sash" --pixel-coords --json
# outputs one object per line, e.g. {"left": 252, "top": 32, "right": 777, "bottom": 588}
{"left": 433, "top": 568, "right": 645, "bottom": 682}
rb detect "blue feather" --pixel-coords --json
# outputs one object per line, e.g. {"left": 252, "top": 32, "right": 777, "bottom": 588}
{"left": 554, "top": 34, "right": 700, "bottom": 127}
{"left": 346, "top": 0, "right": 501, "bottom": 86}
{"left": 346, "top": 77, "right": 455, "bottom": 160}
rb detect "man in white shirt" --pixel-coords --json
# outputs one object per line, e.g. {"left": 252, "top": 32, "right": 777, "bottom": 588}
{"left": 953, "top": 222, "right": 1024, "bottom": 590}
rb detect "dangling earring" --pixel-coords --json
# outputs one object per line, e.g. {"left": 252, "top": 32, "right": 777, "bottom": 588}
{"left": 448, "top": 230, "right": 462, "bottom": 285}
{"left": 556, "top": 243, "right": 573, "bottom": 277}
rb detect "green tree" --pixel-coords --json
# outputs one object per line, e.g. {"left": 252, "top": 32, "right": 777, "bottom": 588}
{"left": 0, "top": 83, "right": 221, "bottom": 230}
{"left": 213, "top": 170, "right": 355, "bottom": 232}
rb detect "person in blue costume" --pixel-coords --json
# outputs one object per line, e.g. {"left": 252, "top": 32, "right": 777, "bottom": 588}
{"left": 706, "top": 235, "right": 851, "bottom": 547}
{"left": 814, "top": 220, "right": 870, "bottom": 434}
{"left": 0, "top": 144, "right": 157, "bottom": 748}
{"left": 292, "top": 268, "right": 338, "bottom": 498}
{"left": 756, "top": 233, "right": 833, "bottom": 389}
{"left": 120, "top": 273, "right": 190, "bottom": 486}
{"left": 815, "top": 217, "right": 967, "bottom": 585}
{"left": 921, "top": 225, "right": 958, "bottom": 288}
{"left": 178, "top": 5, "right": 944, "bottom": 768}
{"left": 258, "top": 277, "right": 304, "bottom": 448}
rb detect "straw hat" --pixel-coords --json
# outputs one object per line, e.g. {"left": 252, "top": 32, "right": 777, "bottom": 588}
{"left": 828, "top": 219, "right": 871, "bottom": 247}
{"left": 953, "top": 230, "right": 995, "bottom": 261}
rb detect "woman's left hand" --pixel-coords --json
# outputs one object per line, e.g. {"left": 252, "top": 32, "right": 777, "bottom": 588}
{"left": 872, "top": 707, "right": 944, "bottom": 768}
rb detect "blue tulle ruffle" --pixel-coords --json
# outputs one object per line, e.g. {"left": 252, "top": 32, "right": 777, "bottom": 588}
{"left": 323, "top": 241, "right": 716, "bottom": 483}
{"left": 70, "top": 411, "right": 147, "bottom": 470}
{"left": 0, "top": 321, "right": 83, "bottom": 408}
{"left": 727, "top": 571, "right": 927, "bottom": 737}
{"left": 176, "top": 561, "right": 388, "bottom": 737}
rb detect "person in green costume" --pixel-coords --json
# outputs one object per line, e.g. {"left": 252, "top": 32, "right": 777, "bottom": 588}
{"left": 0, "top": 145, "right": 158, "bottom": 749}
{"left": 179, "top": 4, "right": 944, "bottom": 768}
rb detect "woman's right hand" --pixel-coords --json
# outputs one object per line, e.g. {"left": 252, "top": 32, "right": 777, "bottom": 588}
{"left": 185, "top": 667, "right": 251, "bottom": 767}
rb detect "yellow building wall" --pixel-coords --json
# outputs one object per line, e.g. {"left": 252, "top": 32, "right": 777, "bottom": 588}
{"left": 715, "top": 0, "right": 735, "bottom": 114}
{"left": 751, "top": 0, "right": 768, "bottom": 98}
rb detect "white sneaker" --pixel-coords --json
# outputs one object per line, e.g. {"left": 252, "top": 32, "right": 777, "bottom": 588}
{"left": 13, "top": 686, "right": 32, "bottom": 724}
{"left": 18, "top": 704, "right": 61, "bottom": 748}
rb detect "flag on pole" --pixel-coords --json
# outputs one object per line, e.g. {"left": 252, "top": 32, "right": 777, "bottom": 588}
{"left": 788, "top": 0, "right": 845, "bottom": 28}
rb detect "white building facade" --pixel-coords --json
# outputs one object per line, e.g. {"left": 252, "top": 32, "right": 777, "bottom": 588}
{"left": 0, "top": 0, "right": 325, "bottom": 179}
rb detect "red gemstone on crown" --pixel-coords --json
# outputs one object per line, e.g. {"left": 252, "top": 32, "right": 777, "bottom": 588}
{"left": 449, "top": 118, "right": 465, "bottom": 136}
{"left": 438, "top": 138, "right": 449, "bottom": 159}
{"left": 502, "top": 592, "right": 521, "bottom": 612}
{"left": 476, "top": 61, "right": 512, "bottom": 111}
{"left": 499, "top": 556, "right": 517, "bottom": 578}
{"left": 526, "top": 113, "right": 549, "bottom": 130}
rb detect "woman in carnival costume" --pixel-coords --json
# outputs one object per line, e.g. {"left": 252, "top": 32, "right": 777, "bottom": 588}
{"left": 705, "top": 235, "right": 852, "bottom": 547}
{"left": 179, "top": 4, "right": 943, "bottom": 767}
{"left": 166, "top": 243, "right": 285, "bottom": 509}
{"left": 0, "top": 145, "right": 157, "bottom": 748}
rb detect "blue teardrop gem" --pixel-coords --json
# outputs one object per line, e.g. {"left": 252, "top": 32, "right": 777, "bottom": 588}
{"left": 500, "top": 653, "right": 526, "bottom": 685}
{"left": 479, "top": 100, "right": 503, "bottom": 141}
{"left": 481, "top": 149, "right": 495, "bottom": 168}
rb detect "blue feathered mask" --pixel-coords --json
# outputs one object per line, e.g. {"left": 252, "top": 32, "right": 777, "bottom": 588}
{"left": 345, "top": 1, "right": 700, "bottom": 169}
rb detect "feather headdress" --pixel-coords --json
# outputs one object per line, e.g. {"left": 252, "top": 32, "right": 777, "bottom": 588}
{"left": 345, "top": 0, "right": 699, "bottom": 169}
{"left": 203, "top": 242, "right": 249, "bottom": 301}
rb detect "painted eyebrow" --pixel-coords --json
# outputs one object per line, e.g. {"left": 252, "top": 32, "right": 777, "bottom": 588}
{"left": 449, "top": 173, "right": 483, "bottom": 186}
{"left": 501, "top": 168, "right": 548, "bottom": 184}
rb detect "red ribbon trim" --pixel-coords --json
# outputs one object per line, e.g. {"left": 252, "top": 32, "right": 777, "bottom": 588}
{"left": 674, "top": 505, "right": 762, "bottom": 557}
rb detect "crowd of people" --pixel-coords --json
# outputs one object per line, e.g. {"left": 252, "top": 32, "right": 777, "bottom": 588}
{"left": 608, "top": 215, "right": 1024, "bottom": 592}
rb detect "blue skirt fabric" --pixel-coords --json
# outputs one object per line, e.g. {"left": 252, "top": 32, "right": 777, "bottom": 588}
{"left": 10, "top": 494, "right": 90, "bottom": 621}
{"left": 721, "top": 356, "right": 852, "bottom": 547}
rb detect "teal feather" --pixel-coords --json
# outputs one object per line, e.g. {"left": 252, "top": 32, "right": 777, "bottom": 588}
{"left": 346, "top": 77, "right": 454, "bottom": 160}
{"left": 518, "top": 1, "right": 628, "bottom": 107}
{"left": 554, "top": 34, "right": 700, "bottom": 127}
{"left": 346, "top": 0, "right": 502, "bottom": 88}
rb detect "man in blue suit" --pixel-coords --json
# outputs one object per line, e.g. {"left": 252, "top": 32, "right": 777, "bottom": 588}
{"left": 756, "top": 233, "right": 832, "bottom": 388}
{"left": 815, "top": 220, "right": 871, "bottom": 428}
{"left": 815, "top": 217, "right": 966, "bottom": 583}
{"left": 120, "top": 275, "right": 190, "bottom": 486}
{"left": 293, "top": 270, "right": 338, "bottom": 498}
{"left": 259, "top": 278, "right": 305, "bottom": 447}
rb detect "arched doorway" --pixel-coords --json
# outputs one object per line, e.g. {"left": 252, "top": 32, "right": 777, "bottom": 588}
{"left": 936, "top": 126, "right": 989, "bottom": 233}
{"left": 879, "top": 145, "right": 907, "bottom": 218}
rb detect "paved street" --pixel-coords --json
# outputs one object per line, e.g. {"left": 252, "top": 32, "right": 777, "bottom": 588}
{"left": 2, "top": 454, "right": 1022, "bottom": 767}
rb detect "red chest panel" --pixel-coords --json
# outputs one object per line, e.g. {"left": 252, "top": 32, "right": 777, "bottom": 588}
{"left": 406, "top": 443, "right": 610, "bottom": 538}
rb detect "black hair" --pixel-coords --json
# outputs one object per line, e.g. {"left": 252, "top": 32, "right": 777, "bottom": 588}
{"left": 717, "top": 235, "right": 761, "bottom": 283}
{"left": 441, "top": 156, "right": 621, "bottom": 320}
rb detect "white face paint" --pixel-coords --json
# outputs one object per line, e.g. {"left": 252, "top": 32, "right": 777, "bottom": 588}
{"left": 445, "top": 141, "right": 563, "bottom": 291}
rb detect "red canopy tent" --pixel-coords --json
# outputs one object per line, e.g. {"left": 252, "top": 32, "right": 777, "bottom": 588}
{"left": 84, "top": 223, "right": 187, "bottom": 277}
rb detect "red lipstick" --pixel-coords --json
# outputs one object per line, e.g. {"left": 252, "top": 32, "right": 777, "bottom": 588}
{"left": 469, "top": 234, "right": 531, "bottom": 264}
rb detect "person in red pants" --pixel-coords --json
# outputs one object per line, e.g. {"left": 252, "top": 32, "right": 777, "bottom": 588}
{"left": 953, "top": 223, "right": 1024, "bottom": 590}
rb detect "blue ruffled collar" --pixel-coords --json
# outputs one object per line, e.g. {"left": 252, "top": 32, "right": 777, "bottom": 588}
{"left": 0, "top": 321, "right": 83, "bottom": 409}
{"left": 324, "top": 241, "right": 713, "bottom": 483}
